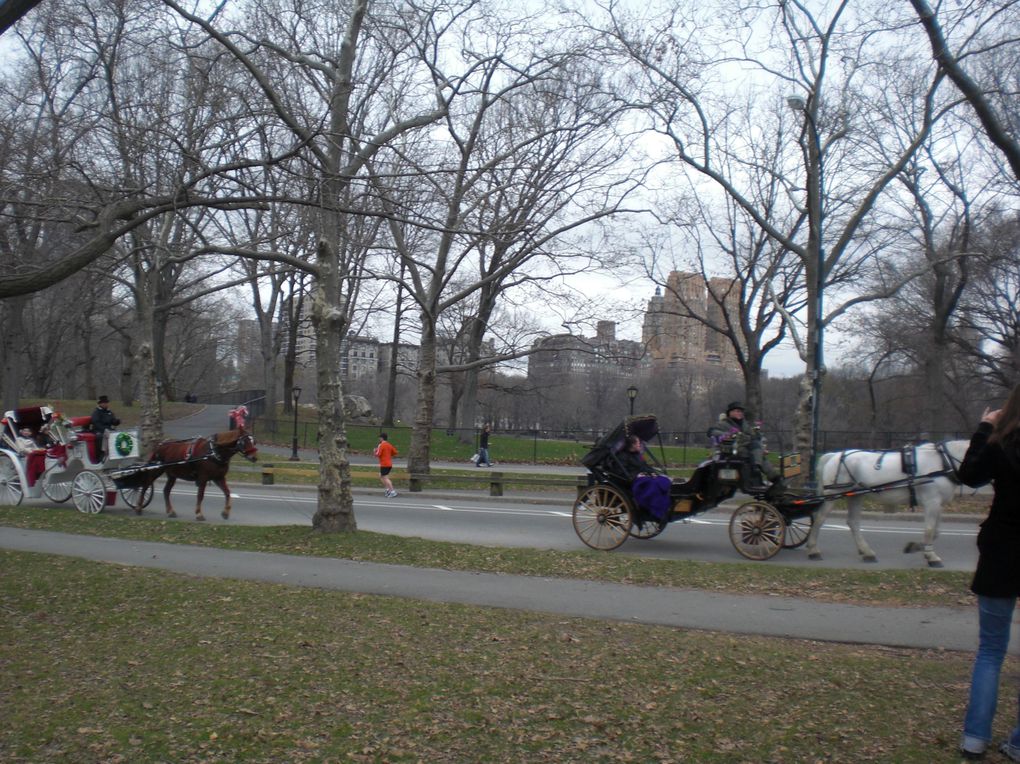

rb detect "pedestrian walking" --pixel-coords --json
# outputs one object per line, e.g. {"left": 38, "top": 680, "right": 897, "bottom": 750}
{"left": 374, "top": 432, "right": 398, "bottom": 498}
{"left": 957, "top": 384, "right": 1020, "bottom": 761}
{"left": 476, "top": 423, "right": 492, "bottom": 468}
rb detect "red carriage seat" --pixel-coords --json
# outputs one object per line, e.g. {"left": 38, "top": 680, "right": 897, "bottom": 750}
{"left": 69, "top": 415, "right": 98, "bottom": 462}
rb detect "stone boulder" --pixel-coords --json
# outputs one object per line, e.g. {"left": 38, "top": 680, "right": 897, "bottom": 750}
{"left": 343, "top": 394, "right": 373, "bottom": 420}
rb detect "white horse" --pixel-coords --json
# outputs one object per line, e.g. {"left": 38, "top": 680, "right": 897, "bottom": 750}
{"left": 803, "top": 440, "right": 969, "bottom": 568}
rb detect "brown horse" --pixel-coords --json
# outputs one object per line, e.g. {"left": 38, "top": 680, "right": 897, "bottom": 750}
{"left": 143, "top": 428, "right": 258, "bottom": 521}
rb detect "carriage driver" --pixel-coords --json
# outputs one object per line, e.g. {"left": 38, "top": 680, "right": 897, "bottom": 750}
{"left": 707, "top": 401, "right": 782, "bottom": 490}
{"left": 90, "top": 395, "right": 120, "bottom": 462}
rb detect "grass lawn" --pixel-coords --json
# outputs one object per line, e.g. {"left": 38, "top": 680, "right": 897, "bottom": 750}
{"left": 0, "top": 547, "right": 999, "bottom": 763}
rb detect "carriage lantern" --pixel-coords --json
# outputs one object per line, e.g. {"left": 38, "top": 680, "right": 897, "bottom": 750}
{"left": 289, "top": 387, "right": 302, "bottom": 462}
{"left": 626, "top": 385, "right": 638, "bottom": 416}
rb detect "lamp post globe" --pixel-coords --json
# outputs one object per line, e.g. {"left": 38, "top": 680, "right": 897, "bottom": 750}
{"left": 627, "top": 385, "right": 638, "bottom": 417}
{"left": 289, "top": 386, "right": 302, "bottom": 461}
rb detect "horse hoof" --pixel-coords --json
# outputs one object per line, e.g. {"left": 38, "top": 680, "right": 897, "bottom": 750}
{"left": 808, "top": 552, "right": 822, "bottom": 561}
{"left": 862, "top": 555, "right": 878, "bottom": 563}
{"left": 195, "top": 515, "right": 205, "bottom": 522}
{"left": 134, "top": 508, "right": 143, "bottom": 516}
{"left": 167, "top": 511, "right": 177, "bottom": 518}
{"left": 903, "top": 542, "right": 921, "bottom": 554}
{"left": 221, "top": 511, "right": 229, "bottom": 520}
{"left": 927, "top": 560, "right": 944, "bottom": 569}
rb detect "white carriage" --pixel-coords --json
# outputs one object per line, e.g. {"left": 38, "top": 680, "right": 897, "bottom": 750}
{"left": 0, "top": 405, "right": 151, "bottom": 514}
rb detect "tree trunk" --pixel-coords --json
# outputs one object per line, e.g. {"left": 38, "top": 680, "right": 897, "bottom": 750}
{"left": 407, "top": 320, "right": 438, "bottom": 474}
{"left": 383, "top": 278, "right": 404, "bottom": 427}
{"left": 0, "top": 296, "right": 28, "bottom": 410}
{"left": 311, "top": 240, "right": 355, "bottom": 533}
{"left": 119, "top": 331, "right": 135, "bottom": 406}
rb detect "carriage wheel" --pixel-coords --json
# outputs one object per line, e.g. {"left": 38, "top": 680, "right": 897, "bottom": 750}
{"left": 629, "top": 517, "right": 667, "bottom": 540}
{"left": 572, "top": 485, "right": 634, "bottom": 551}
{"left": 0, "top": 452, "right": 24, "bottom": 506}
{"left": 72, "top": 471, "right": 107, "bottom": 514}
{"left": 41, "top": 475, "right": 73, "bottom": 503}
{"left": 120, "top": 483, "right": 154, "bottom": 511}
{"left": 729, "top": 501, "right": 786, "bottom": 561}
{"left": 782, "top": 514, "right": 815, "bottom": 549}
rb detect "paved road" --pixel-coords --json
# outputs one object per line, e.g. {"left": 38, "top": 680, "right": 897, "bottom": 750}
{"left": 75, "top": 481, "right": 983, "bottom": 571}
{"left": 3, "top": 402, "right": 1002, "bottom": 653}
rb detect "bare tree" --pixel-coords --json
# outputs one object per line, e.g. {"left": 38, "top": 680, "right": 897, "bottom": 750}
{"left": 586, "top": 0, "right": 946, "bottom": 477}
{"left": 162, "top": 0, "right": 460, "bottom": 531}
{"left": 369, "top": 42, "right": 638, "bottom": 474}
{"left": 909, "top": 0, "right": 1020, "bottom": 182}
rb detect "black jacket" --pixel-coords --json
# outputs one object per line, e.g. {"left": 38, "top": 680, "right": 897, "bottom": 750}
{"left": 90, "top": 406, "right": 120, "bottom": 435}
{"left": 616, "top": 449, "right": 650, "bottom": 482}
{"left": 958, "top": 421, "right": 1020, "bottom": 597}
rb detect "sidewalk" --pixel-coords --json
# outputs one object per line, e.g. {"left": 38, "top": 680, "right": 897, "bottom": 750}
{"left": 0, "top": 525, "right": 990, "bottom": 653}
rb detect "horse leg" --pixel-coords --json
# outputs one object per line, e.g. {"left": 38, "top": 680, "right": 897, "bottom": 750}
{"left": 846, "top": 498, "right": 878, "bottom": 563}
{"left": 215, "top": 478, "right": 231, "bottom": 520}
{"left": 804, "top": 500, "right": 831, "bottom": 560}
{"left": 194, "top": 480, "right": 206, "bottom": 521}
{"left": 163, "top": 476, "right": 177, "bottom": 518}
{"left": 903, "top": 494, "right": 944, "bottom": 568}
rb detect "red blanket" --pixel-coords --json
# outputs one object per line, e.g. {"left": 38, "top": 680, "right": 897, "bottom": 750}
{"left": 25, "top": 451, "right": 46, "bottom": 486}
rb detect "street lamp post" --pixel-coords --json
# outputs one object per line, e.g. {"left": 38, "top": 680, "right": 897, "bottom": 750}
{"left": 788, "top": 93, "right": 825, "bottom": 487}
{"left": 627, "top": 385, "right": 638, "bottom": 417}
{"left": 289, "top": 386, "right": 302, "bottom": 462}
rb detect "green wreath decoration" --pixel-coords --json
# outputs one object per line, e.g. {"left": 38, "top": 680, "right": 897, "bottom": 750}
{"left": 115, "top": 432, "right": 135, "bottom": 457}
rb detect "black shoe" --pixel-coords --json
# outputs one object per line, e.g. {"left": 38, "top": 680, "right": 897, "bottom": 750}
{"left": 959, "top": 747, "right": 985, "bottom": 760}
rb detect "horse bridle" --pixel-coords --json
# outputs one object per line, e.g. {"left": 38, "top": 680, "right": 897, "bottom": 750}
{"left": 210, "top": 432, "right": 258, "bottom": 463}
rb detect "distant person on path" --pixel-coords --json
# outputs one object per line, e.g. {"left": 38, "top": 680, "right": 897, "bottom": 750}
{"left": 374, "top": 432, "right": 398, "bottom": 498}
{"left": 476, "top": 424, "right": 493, "bottom": 468}
{"left": 89, "top": 395, "right": 120, "bottom": 463}
{"left": 957, "top": 384, "right": 1020, "bottom": 761}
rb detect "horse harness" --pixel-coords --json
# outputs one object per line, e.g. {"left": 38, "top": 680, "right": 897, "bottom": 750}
{"left": 157, "top": 433, "right": 250, "bottom": 467}
{"left": 830, "top": 440, "right": 963, "bottom": 510}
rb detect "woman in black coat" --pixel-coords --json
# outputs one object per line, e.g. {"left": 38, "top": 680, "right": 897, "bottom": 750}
{"left": 958, "top": 384, "right": 1020, "bottom": 761}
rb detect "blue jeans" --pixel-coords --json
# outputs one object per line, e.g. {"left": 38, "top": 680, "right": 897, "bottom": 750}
{"left": 962, "top": 595, "right": 1020, "bottom": 753}
{"left": 476, "top": 447, "right": 490, "bottom": 466}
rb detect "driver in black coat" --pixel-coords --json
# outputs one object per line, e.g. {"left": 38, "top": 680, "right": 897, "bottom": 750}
{"left": 707, "top": 401, "right": 781, "bottom": 490}
{"left": 90, "top": 395, "right": 120, "bottom": 462}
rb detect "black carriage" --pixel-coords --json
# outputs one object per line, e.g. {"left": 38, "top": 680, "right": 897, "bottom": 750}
{"left": 571, "top": 415, "right": 824, "bottom": 560}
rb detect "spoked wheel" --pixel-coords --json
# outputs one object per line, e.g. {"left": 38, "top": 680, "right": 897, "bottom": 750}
{"left": 120, "top": 483, "right": 155, "bottom": 512}
{"left": 72, "top": 471, "right": 108, "bottom": 514}
{"left": 572, "top": 484, "right": 634, "bottom": 550}
{"left": 782, "top": 513, "right": 815, "bottom": 549}
{"left": 41, "top": 474, "right": 73, "bottom": 503}
{"left": 0, "top": 452, "right": 24, "bottom": 506}
{"left": 729, "top": 501, "right": 786, "bottom": 561}
{"left": 629, "top": 517, "right": 667, "bottom": 540}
